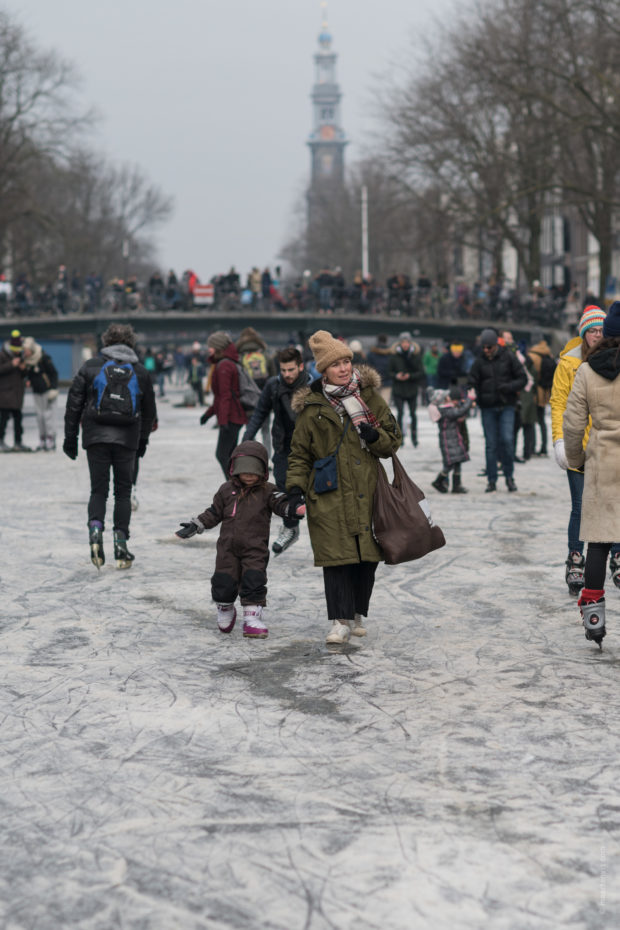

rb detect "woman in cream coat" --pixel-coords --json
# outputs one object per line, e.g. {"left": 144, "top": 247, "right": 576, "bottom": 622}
{"left": 563, "top": 303, "right": 620, "bottom": 647}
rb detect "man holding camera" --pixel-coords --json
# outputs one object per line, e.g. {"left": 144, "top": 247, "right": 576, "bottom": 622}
{"left": 0, "top": 329, "right": 30, "bottom": 452}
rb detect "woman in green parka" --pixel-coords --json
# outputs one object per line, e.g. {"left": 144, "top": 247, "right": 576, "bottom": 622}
{"left": 286, "top": 330, "right": 402, "bottom": 644}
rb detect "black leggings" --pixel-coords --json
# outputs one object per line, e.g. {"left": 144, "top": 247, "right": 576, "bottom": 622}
{"left": 584, "top": 543, "right": 611, "bottom": 590}
{"left": 323, "top": 561, "right": 378, "bottom": 620}
{"left": 216, "top": 423, "right": 241, "bottom": 478}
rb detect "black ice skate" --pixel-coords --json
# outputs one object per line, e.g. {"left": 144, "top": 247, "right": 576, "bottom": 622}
{"left": 89, "top": 523, "right": 105, "bottom": 571}
{"left": 113, "top": 530, "right": 134, "bottom": 569}
{"left": 565, "top": 551, "right": 585, "bottom": 596}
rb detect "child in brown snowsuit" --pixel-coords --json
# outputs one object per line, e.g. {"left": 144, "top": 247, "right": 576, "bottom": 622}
{"left": 175, "top": 440, "right": 305, "bottom": 638}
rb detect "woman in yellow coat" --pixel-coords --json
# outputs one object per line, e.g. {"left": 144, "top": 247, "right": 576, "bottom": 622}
{"left": 550, "top": 305, "right": 609, "bottom": 594}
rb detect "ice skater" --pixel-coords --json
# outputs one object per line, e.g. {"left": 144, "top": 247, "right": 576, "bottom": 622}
{"left": 563, "top": 302, "right": 620, "bottom": 648}
{"left": 428, "top": 386, "right": 475, "bottom": 494}
{"left": 175, "top": 440, "right": 305, "bottom": 639}
{"left": 63, "top": 323, "right": 157, "bottom": 570}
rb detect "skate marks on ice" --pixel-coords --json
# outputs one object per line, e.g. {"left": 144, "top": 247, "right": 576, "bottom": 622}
{"left": 4, "top": 394, "right": 620, "bottom": 927}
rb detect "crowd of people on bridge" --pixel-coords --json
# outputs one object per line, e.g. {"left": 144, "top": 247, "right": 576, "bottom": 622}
{"left": 0, "top": 261, "right": 595, "bottom": 328}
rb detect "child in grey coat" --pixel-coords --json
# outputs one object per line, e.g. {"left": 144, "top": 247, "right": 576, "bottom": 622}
{"left": 428, "top": 386, "right": 475, "bottom": 493}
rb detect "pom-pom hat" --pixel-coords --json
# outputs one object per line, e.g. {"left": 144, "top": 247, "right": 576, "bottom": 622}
{"left": 308, "top": 330, "right": 353, "bottom": 373}
{"left": 8, "top": 329, "right": 23, "bottom": 353}
{"left": 578, "top": 305, "right": 606, "bottom": 338}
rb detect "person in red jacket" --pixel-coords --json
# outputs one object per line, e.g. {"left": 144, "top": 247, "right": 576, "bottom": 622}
{"left": 200, "top": 330, "right": 247, "bottom": 476}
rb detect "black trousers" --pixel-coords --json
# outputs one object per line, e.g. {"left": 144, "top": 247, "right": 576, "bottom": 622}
{"left": 536, "top": 406, "right": 548, "bottom": 453}
{"left": 216, "top": 423, "right": 241, "bottom": 478}
{"left": 0, "top": 408, "right": 23, "bottom": 443}
{"left": 86, "top": 443, "right": 136, "bottom": 537}
{"left": 323, "top": 560, "right": 378, "bottom": 621}
{"left": 584, "top": 543, "right": 611, "bottom": 590}
{"left": 394, "top": 395, "right": 418, "bottom": 441}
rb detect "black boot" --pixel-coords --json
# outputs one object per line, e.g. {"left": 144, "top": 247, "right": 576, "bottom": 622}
{"left": 431, "top": 472, "right": 449, "bottom": 493}
{"left": 89, "top": 522, "right": 105, "bottom": 570}
{"left": 452, "top": 473, "right": 468, "bottom": 494}
{"left": 113, "top": 530, "right": 135, "bottom": 569}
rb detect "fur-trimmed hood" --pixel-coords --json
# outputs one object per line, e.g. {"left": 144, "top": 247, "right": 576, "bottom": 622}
{"left": 22, "top": 336, "right": 43, "bottom": 367}
{"left": 291, "top": 364, "right": 381, "bottom": 414}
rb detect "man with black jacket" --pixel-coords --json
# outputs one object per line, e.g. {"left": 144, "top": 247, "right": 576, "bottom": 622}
{"left": 242, "top": 346, "right": 311, "bottom": 553}
{"left": 388, "top": 332, "right": 424, "bottom": 447}
{"left": 63, "top": 323, "right": 157, "bottom": 569}
{"left": 468, "top": 328, "right": 527, "bottom": 493}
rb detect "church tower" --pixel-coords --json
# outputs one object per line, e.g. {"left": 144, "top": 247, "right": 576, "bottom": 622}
{"left": 307, "top": 4, "right": 348, "bottom": 225}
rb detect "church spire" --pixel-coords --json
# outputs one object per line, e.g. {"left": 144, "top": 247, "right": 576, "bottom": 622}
{"left": 306, "top": 2, "right": 348, "bottom": 205}
{"left": 319, "top": 2, "right": 332, "bottom": 50}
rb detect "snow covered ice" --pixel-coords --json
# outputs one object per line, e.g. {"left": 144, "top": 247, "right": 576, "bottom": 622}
{"left": 2, "top": 386, "right": 619, "bottom": 928}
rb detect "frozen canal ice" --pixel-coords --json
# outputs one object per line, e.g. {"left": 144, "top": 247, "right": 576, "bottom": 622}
{"left": 1, "top": 386, "right": 618, "bottom": 928}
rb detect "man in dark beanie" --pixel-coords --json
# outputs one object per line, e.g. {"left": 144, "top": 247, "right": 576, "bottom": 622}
{"left": 0, "top": 329, "right": 29, "bottom": 451}
{"left": 200, "top": 330, "right": 248, "bottom": 476}
{"left": 468, "top": 327, "right": 527, "bottom": 492}
{"left": 63, "top": 323, "right": 157, "bottom": 569}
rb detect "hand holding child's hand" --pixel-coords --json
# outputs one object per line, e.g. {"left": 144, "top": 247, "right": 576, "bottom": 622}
{"left": 295, "top": 504, "right": 306, "bottom": 517}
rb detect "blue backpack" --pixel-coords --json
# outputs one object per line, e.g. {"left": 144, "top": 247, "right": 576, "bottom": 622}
{"left": 92, "top": 359, "right": 141, "bottom": 425}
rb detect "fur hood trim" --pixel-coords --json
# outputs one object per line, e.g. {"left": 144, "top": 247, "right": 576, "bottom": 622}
{"left": 291, "top": 364, "right": 381, "bottom": 414}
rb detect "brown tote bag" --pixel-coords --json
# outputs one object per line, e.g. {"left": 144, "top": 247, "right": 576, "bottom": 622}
{"left": 372, "top": 453, "right": 446, "bottom": 564}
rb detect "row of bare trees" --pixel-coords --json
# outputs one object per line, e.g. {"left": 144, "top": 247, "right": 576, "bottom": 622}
{"left": 0, "top": 11, "right": 172, "bottom": 291}
{"left": 285, "top": 0, "right": 620, "bottom": 302}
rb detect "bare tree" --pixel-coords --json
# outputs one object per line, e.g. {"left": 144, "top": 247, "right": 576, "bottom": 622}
{"left": 9, "top": 150, "right": 173, "bottom": 287}
{"left": 0, "top": 11, "right": 90, "bottom": 239}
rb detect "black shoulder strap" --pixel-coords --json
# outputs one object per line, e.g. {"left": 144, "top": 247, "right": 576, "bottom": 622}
{"left": 334, "top": 417, "right": 351, "bottom": 455}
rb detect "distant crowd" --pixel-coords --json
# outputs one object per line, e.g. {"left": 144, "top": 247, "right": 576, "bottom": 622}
{"left": 0, "top": 263, "right": 595, "bottom": 327}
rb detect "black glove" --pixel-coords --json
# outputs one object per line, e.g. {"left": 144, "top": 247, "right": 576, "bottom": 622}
{"left": 137, "top": 440, "right": 148, "bottom": 458}
{"left": 199, "top": 410, "right": 212, "bottom": 426}
{"left": 175, "top": 517, "right": 205, "bottom": 539}
{"left": 63, "top": 438, "right": 78, "bottom": 460}
{"left": 286, "top": 501, "right": 305, "bottom": 521}
{"left": 287, "top": 486, "right": 305, "bottom": 511}
{"left": 358, "top": 422, "right": 380, "bottom": 444}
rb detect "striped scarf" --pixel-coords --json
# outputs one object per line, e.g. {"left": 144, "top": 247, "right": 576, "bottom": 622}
{"left": 322, "top": 368, "right": 381, "bottom": 443}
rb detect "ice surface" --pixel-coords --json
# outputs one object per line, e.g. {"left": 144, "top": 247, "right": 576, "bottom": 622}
{"left": 1, "top": 387, "right": 617, "bottom": 928}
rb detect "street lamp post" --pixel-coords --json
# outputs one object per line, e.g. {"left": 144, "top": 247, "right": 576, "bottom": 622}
{"left": 361, "top": 185, "right": 369, "bottom": 279}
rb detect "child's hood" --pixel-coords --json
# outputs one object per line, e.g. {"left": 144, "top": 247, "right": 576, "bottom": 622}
{"left": 229, "top": 439, "right": 270, "bottom": 480}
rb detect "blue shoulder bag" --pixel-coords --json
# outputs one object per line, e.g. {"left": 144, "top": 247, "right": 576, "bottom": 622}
{"left": 313, "top": 419, "right": 350, "bottom": 494}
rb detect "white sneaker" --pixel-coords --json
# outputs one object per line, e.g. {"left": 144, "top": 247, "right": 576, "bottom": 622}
{"left": 326, "top": 620, "right": 350, "bottom": 644}
{"left": 272, "top": 524, "right": 299, "bottom": 554}
{"left": 351, "top": 613, "right": 367, "bottom": 637}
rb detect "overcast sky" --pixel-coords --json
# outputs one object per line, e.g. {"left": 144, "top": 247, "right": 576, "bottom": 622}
{"left": 6, "top": 0, "right": 453, "bottom": 282}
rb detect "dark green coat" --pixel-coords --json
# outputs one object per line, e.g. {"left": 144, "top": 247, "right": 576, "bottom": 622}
{"left": 287, "top": 365, "right": 402, "bottom": 566}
